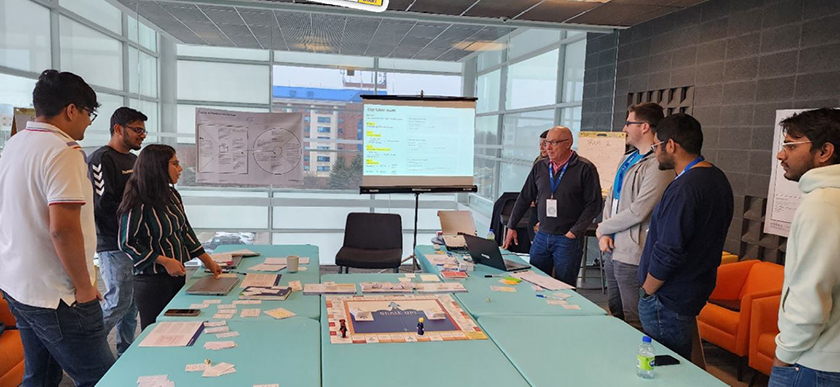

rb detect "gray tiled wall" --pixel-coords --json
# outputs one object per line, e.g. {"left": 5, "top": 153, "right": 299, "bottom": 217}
{"left": 581, "top": 0, "right": 840, "bottom": 253}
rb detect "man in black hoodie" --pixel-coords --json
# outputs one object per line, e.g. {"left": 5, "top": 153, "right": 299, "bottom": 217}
{"left": 87, "top": 107, "right": 146, "bottom": 356}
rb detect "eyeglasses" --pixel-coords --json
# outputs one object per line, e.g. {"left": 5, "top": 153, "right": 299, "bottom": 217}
{"left": 82, "top": 107, "right": 98, "bottom": 123}
{"left": 545, "top": 139, "right": 571, "bottom": 146}
{"left": 625, "top": 121, "right": 647, "bottom": 127}
{"left": 124, "top": 125, "right": 147, "bottom": 135}
{"left": 650, "top": 140, "right": 665, "bottom": 153}
{"left": 780, "top": 140, "right": 811, "bottom": 153}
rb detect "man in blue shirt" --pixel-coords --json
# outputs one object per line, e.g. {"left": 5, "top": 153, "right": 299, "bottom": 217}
{"left": 638, "top": 113, "right": 734, "bottom": 360}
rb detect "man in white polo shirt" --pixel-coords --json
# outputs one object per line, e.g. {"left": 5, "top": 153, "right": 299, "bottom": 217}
{"left": 0, "top": 70, "right": 114, "bottom": 386}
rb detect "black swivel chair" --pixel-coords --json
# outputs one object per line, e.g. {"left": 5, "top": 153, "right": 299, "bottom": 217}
{"left": 335, "top": 213, "right": 403, "bottom": 273}
{"left": 493, "top": 193, "right": 532, "bottom": 254}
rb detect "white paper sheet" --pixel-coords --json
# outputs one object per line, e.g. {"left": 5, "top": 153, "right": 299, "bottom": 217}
{"left": 138, "top": 322, "right": 203, "bottom": 347}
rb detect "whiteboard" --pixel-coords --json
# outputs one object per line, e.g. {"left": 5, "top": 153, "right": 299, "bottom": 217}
{"left": 577, "top": 131, "right": 627, "bottom": 197}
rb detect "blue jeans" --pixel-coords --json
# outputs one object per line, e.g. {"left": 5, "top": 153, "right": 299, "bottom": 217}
{"left": 770, "top": 364, "right": 840, "bottom": 387}
{"left": 529, "top": 231, "right": 584, "bottom": 286}
{"left": 99, "top": 250, "right": 138, "bottom": 356}
{"left": 2, "top": 291, "right": 114, "bottom": 387}
{"left": 638, "top": 293, "right": 695, "bottom": 360}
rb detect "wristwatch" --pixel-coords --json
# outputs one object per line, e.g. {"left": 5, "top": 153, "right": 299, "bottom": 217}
{"left": 639, "top": 287, "right": 653, "bottom": 299}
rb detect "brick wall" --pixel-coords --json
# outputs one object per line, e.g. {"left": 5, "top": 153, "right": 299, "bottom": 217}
{"left": 581, "top": 0, "right": 840, "bottom": 254}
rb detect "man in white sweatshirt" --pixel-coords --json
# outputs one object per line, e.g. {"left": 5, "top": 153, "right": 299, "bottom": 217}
{"left": 770, "top": 108, "right": 840, "bottom": 386}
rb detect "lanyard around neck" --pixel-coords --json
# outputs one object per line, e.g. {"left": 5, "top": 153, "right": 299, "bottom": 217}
{"left": 548, "top": 162, "right": 569, "bottom": 199}
{"left": 676, "top": 156, "right": 705, "bottom": 179}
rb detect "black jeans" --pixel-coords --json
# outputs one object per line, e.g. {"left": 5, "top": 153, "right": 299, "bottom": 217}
{"left": 133, "top": 274, "right": 185, "bottom": 331}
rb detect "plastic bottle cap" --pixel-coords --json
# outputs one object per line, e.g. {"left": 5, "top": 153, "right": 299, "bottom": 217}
{"left": 642, "top": 336, "right": 652, "bottom": 343}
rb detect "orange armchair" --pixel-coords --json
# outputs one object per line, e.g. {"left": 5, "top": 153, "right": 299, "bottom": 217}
{"left": 749, "top": 295, "right": 781, "bottom": 377}
{"left": 697, "top": 260, "right": 784, "bottom": 380}
{"left": 0, "top": 295, "right": 25, "bottom": 386}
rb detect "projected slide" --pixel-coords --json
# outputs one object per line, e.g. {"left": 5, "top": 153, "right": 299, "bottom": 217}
{"left": 363, "top": 104, "right": 474, "bottom": 178}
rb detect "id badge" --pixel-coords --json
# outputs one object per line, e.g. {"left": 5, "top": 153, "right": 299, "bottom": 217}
{"left": 546, "top": 199, "right": 558, "bottom": 218}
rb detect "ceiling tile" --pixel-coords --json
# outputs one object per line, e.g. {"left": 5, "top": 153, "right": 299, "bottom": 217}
{"left": 465, "top": 0, "right": 542, "bottom": 18}
{"left": 565, "top": 3, "right": 676, "bottom": 26}
{"left": 517, "top": 1, "right": 602, "bottom": 23}
{"left": 409, "top": 0, "right": 476, "bottom": 16}
{"left": 159, "top": 3, "right": 210, "bottom": 23}
{"left": 238, "top": 10, "right": 276, "bottom": 27}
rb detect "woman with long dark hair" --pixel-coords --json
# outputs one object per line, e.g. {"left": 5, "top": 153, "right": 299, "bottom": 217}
{"left": 118, "top": 144, "right": 222, "bottom": 330}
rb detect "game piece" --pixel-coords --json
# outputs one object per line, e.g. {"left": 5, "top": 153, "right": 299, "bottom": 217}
{"left": 339, "top": 319, "right": 347, "bottom": 338}
{"left": 417, "top": 317, "right": 425, "bottom": 335}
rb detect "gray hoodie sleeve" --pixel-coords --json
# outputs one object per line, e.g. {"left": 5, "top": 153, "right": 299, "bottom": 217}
{"left": 597, "top": 159, "right": 673, "bottom": 236}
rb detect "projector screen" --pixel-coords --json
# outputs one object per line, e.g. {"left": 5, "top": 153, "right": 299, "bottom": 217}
{"left": 361, "top": 96, "right": 476, "bottom": 188}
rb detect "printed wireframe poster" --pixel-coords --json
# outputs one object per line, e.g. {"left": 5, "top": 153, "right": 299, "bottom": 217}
{"left": 196, "top": 108, "right": 303, "bottom": 187}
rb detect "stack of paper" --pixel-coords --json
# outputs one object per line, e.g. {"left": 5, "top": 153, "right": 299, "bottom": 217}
{"left": 240, "top": 308, "right": 261, "bottom": 318}
{"left": 420, "top": 274, "right": 441, "bottom": 282}
{"left": 138, "top": 322, "right": 203, "bottom": 347}
{"left": 209, "top": 252, "right": 234, "bottom": 267}
{"left": 203, "top": 341, "right": 237, "bottom": 350}
{"left": 288, "top": 280, "right": 303, "bottom": 291}
{"left": 425, "top": 254, "right": 458, "bottom": 266}
{"left": 227, "top": 249, "right": 260, "bottom": 257}
{"left": 303, "top": 283, "right": 357, "bottom": 295}
{"left": 415, "top": 283, "right": 468, "bottom": 293}
{"left": 240, "top": 286, "right": 291, "bottom": 300}
{"left": 240, "top": 273, "right": 281, "bottom": 288}
{"left": 511, "top": 270, "right": 575, "bottom": 290}
{"left": 137, "top": 375, "right": 174, "bottom": 387}
{"left": 264, "top": 307, "right": 296, "bottom": 320}
{"left": 360, "top": 282, "right": 415, "bottom": 293}
{"left": 249, "top": 263, "right": 286, "bottom": 272}
{"left": 202, "top": 362, "right": 236, "bottom": 377}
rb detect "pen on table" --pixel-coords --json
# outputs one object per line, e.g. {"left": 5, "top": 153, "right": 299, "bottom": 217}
{"left": 535, "top": 294, "right": 547, "bottom": 298}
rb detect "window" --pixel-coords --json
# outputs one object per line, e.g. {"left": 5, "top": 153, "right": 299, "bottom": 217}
{"left": 378, "top": 72, "right": 462, "bottom": 97}
{"left": 508, "top": 29, "right": 562, "bottom": 60}
{"left": 179, "top": 45, "right": 268, "bottom": 61}
{"left": 60, "top": 0, "right": 122, "bottom": 34}
{"left": 129, "top": 48, "right": 158, "bottom": 98}
{"left": 176, "top": 105, "right": 269, "bottom": 143}
{"left": 317, "top": 146, "right": 329, "bottom": 150}
{"left": 476, "top": 70, "right": 501, "bottom": 113}
{"left": 506, "top": 49, "right": 559, "bottom": 110}
{"left": 304, "top": 117, "right": 311, "bottom": 122}
{"left": 178, "top": 61, "right": 269, "bottom": 104}
{"left": 304, "top": 155, "right": 310, "bottom": 162}
{"left": 502, "top": 109, "right": 555, "bottom": 160}
{"left": 317, "top": 156, "right": 330, "bottom": 162}
{"left": 317, "top": 136, "right": 330, "bottom": 140}
{"left": 317, "top": 117, "right": 331, "bottom": 123}
{"left": 563, "top": 40, "right": 586, "bottom": 103}
{"left": 318, "top": 127, "right": 330, "bottom": 133}
{"left": 1, "top": 0, "right": 51, "bottom": 73}
{"left": 128, "top": 16, "right": 157, "bottom": 52}
{"left": 317, "top": 166, "right": 330, "bottom": 172}
{"left": 60, "top": 16, "right": 123, "bottom": 90}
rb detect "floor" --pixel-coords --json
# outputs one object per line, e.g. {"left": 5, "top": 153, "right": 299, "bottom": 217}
{"left": 57, "top": 264, "right": 764, "bottom": 386}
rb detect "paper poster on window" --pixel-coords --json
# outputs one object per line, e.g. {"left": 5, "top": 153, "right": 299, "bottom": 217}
{"left": 764, "top": 109, "right": 806, "bottom": 237}
{"left": 195, "top": 108, "right": 304, "bottom": 187}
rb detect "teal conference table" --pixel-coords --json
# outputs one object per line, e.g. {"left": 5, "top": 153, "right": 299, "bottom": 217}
{"left": 319, "top": 273, "right": 530, "bottom": 387}
{"left": 415, "top": 246, "right": 607, "bottom": 318}
{"left": 479, "top": 315, "right": 727, "bottom": 387}
{"left": 158, "top": 244, "right": 322, "bottom": 322}
{"left": 97, "top": 318, "right": 320, "bottom": 387}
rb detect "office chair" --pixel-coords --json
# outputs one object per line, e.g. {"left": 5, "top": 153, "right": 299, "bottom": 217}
{"left": 336, "top": 212, "right": 403, "bottom": 273}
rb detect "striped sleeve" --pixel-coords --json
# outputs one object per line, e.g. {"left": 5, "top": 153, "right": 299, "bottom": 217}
{"left": 183, "top": 215, "right": 206, "bottom": 258}
{"left": 119, "top": 204, "right": 157, "bottom": 272}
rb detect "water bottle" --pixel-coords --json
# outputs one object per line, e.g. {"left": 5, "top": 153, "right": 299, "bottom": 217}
{"left": 487, "top": 229, "right": 495, "bottom": 240}
{"left": 637, "top": 336, "right": 655, "bottom": 379}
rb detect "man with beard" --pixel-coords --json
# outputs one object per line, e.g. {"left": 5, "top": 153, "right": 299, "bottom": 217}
{"left": 770, "top": 108, "right": 840, "bottom": 386}
{"left": 87, "top": 107, "right": 147, "bottom": 356}
{"left": 637, "top": 113, "right": 734, "bottom": 360}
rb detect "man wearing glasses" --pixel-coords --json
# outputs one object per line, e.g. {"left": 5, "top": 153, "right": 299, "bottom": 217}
{"left": 0, "top": 70, "right": 114, "bottom": 385}
{"left": 87, "top": 107, "right": 147, "bottom": 357}
{"left": 770, "top": 108, "right": 840, "bottom": 386}
{"left": 596, "top": 103, "right": 673, "bottom": 330}
{"left": 503, "top": 126, "right": 603, "bottom": 286}
{"left": 637, "top": 113, "right": 734, "bottom": 360}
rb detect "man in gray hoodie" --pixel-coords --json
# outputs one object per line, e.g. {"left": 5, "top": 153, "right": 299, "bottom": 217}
{"left": 770, "top": 108, "right": 840, "bottom": 386}
{"left": 596, "top": 103, "right": 673, "bottom": 329}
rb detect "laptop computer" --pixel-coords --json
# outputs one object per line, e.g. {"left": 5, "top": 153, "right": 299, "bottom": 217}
{"left": 438, "top": 210, "right": 478, "bottom": 250}
{"left": 186, "top": 276, "right": 240, "bottom": 296}
{"left": 463, "top": 234, "right": 531, "bottom": 272}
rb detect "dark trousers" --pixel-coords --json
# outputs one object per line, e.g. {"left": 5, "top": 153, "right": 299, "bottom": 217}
{"left": 2, "top": 291, "right": 114, "bottom": 387}
{"left": 133, "top": 274, "right": 185, "bottom": 331}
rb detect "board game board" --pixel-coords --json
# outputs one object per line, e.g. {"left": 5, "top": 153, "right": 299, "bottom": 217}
{"left": 326, "top": 294, "right": 487, "bottom": 344}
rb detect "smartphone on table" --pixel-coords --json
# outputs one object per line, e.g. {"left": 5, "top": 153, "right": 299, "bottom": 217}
{"left": 163, "top": 308, "right": 201, "bottom": 317}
